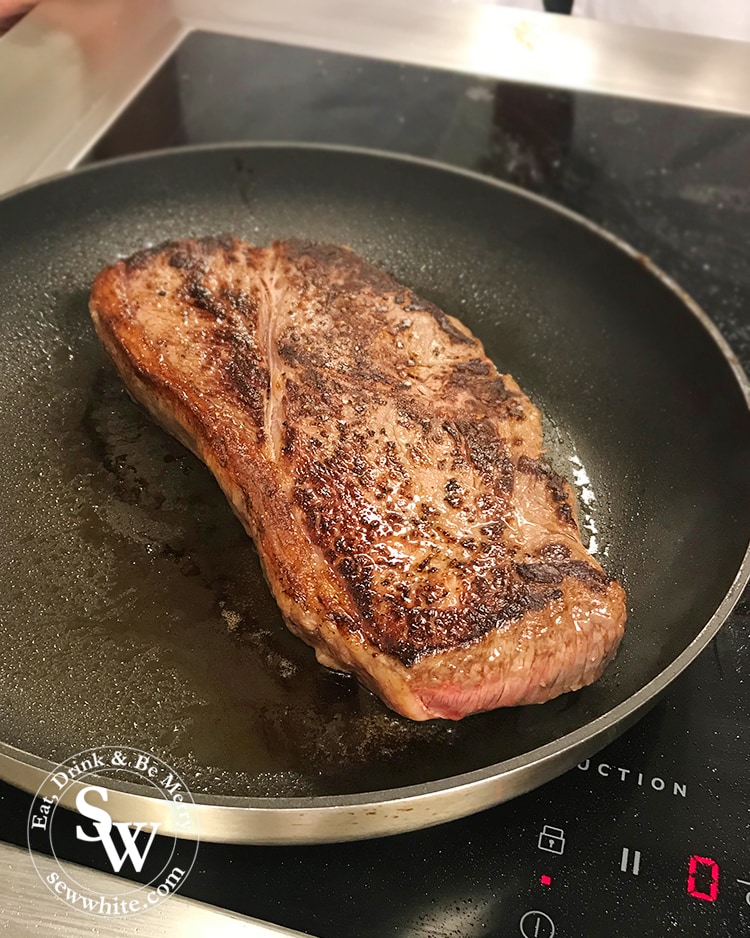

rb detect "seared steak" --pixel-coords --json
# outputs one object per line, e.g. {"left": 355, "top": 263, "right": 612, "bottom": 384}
{"left": 90, "top": 237, "right": 626, "bottom": 720}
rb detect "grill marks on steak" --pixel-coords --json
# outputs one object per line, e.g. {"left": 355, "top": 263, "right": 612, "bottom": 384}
{"left": 90, "top": 236, "right": 627, "bottom": 720}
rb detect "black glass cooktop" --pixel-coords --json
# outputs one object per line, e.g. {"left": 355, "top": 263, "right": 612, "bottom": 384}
{"left": 3, "top": 31, "right": 749, "bottom": 937}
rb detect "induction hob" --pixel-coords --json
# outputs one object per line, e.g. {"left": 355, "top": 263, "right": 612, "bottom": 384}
{"left": 1, "top": 23, "right": 749, "bottom": 938}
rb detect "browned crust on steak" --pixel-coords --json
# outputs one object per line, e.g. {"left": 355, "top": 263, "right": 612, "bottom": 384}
{"left": 89, "top": 236, "right": 626, "bottom": 720}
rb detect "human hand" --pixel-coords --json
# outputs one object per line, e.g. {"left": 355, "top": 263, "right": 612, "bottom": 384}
{"left": 0, "top": 1, "right": 35, "bottom": 34}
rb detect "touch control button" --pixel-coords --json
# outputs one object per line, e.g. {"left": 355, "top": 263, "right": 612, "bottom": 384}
{"left": 519, "top": 909, "right": 555, "bottom": 937}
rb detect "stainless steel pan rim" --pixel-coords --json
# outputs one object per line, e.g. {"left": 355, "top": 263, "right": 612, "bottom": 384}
{"left": 1, "top": 143, "right": 749, "bottom": 845}
{"left": 0, "top": 611, "right": 742, "bottom": 844}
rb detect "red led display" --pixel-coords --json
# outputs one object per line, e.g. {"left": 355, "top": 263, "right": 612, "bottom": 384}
{"left": 687, "top": 855, "right": 719, "bottom": 902}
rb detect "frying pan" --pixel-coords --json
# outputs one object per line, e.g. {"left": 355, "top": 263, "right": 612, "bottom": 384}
{"left": 0, "top": 144, "right": 748, "bottom": 844}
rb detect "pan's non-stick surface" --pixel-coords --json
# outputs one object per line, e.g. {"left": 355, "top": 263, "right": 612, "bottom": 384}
{"left": 0, "top": 146, "right": 748, "bottom": 838}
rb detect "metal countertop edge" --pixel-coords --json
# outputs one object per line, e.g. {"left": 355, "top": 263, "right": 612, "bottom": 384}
{"left": 0, "top": 842, "right": 316, "bottom": 936}
{"left": 0, "top": 142, "right": 748, "bottom": 845}
{"left": 1, "top": 0, "right": 750, "bottom": 198}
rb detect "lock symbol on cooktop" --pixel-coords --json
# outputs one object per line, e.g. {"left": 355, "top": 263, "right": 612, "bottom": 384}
{"left": 538, "top": 825, "right": 566, "bottom": 855}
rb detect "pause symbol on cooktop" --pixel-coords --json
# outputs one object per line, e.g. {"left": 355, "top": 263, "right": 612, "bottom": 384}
{"left": 620, "top": 847, "right": 641, "bottom": 875}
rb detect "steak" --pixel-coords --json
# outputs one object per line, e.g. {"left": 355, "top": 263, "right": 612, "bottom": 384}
{"left": 89, "top": 236, "right": 627, "bottom": 721}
